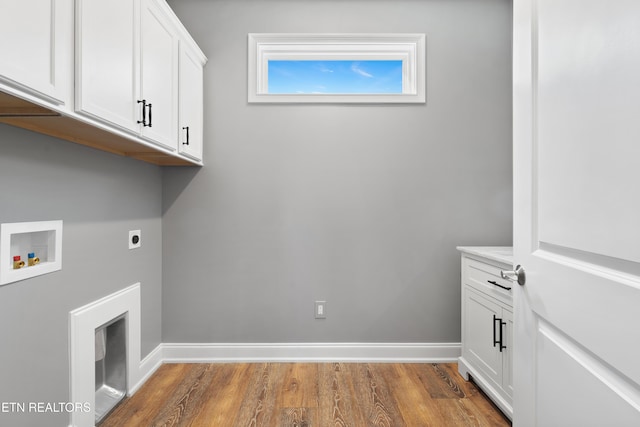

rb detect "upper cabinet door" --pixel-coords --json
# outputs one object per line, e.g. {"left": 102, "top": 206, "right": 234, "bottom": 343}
{"left": 75, "top": 0, "right": 140, "bottom": 133}
{"left": 178, "top": 43, "right": 205, "bottom": 161}
{"left": 0, "top": 0, "right": 72, "bottom": 105}
{"left": 139, "top": 0, "right": 179, "bottom": 151}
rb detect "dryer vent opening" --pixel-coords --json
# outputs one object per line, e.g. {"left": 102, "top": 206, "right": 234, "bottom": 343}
{"left": 94, "top": 315, "right": 126, "bottom": 424}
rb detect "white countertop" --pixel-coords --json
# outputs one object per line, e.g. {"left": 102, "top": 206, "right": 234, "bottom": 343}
{"left": 456, "top": 246, "right": 513, "bottom": 266}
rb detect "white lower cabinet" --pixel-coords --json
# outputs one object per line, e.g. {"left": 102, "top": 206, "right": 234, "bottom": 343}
{"left": 457, "top": 247, "right": 513, "bottom": 420}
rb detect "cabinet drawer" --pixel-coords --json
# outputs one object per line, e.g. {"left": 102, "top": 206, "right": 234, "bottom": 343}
{"left": 464, "top": 258, "right": 513, "bottom": 304}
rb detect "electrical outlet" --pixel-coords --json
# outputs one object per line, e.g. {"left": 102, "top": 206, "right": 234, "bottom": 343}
{"left": 129, "top": 230, "right": 141, "bottom": 249}
{"left": 315, "top": 301, "right": 326, "bottom": 319}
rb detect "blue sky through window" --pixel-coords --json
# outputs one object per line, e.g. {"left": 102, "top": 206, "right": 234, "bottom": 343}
{"left": 267, "top": 60, "right": 403, "bottom": 94}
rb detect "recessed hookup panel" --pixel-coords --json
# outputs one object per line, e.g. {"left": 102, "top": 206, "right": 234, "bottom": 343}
{"left": 0, "top": 220, "right": 63, "bottom": 286}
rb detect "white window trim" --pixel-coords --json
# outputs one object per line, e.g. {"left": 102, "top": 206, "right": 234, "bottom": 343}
{"left": 248, "top": 33, "right": 426, "bottom": 103}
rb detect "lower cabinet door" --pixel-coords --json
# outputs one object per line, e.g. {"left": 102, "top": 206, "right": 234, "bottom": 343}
{"left": 463, "top": 287, "right": 504, "bottom": 389}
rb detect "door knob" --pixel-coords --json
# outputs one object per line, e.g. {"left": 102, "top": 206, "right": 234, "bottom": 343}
{"left": 501, "top": 265, "right": 526, "bottom": 286}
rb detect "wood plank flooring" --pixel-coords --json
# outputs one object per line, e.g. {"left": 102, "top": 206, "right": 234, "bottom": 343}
{"left": 100, "top": 363, "right": 511, "bottom": 427}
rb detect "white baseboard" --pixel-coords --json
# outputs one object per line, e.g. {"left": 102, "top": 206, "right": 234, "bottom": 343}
{"left": 161, "top": 342, "right": 461, "bottom": 363}
{"left": 130, "top": 344, "right": 164, "bottom": 395}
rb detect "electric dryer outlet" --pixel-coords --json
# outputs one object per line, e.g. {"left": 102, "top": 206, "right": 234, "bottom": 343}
{"left": 129, "top": 230, "right": 141, "bottom": 249}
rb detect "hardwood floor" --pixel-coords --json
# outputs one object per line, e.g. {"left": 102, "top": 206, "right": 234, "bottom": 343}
{"left": 100, "top": 363, "right": 511, "bottom": 427}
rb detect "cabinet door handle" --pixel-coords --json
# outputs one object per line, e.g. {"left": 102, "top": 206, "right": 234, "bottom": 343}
{"left": 487, "top": 280, "right": 511, "bottom": 291}
{"left": 147, "top": 103, "right": 152, "bottom": 127}
{"left": 493, "top": 315, "right": 507, "bottom": 352}
{"left": 498, "top": 319, "right": 507, "bottom": 352}
{"left": 137, "top": 99, "right": 147, "bottom": 126}
{"left": 182, "top": 126, "right": 190, "bottom": 145}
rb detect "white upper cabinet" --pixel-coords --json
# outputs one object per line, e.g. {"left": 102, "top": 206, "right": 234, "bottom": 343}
{"left": 0, "top": 0, "right": 72, "bottom": 105}
{"left": 76, "top": 0, "right": 180, "bottom": 152}
{"left": 140, "top": 0, "right": 179, "bottom": 150}
{"left": 178, "top": 42, "right": 205, "bottom": 161}
{"left": 0, "top": 0, "right": 205, "bottom": 165}
{"left": 75, "top": 0, "right": 140, "bottom": 133}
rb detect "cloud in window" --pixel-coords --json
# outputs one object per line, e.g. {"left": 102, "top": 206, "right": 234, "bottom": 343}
{"left": 351, "top": 63, "right": 374, "bottom": 78}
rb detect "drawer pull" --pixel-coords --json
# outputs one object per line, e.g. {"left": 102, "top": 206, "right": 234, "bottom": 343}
{"left": 487, "top": 280, "right": 511, "bottom": 291}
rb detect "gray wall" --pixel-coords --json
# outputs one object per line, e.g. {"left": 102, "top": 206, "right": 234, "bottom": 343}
{"left": 0, "top": 125, "right": 162, "bottom": 427}
{"left": 163, "top": 0, "right": 513, "bottom": 343}
{"left": 0, "top": 1, "right": 511, "bottom": 424}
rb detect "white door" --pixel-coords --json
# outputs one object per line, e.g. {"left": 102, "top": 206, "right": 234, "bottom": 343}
{"left": 140, "top": 0, "right": 178, "bottom": 150}
{"left": 502, "top": 308, "right": 513, "bottom": 399}
{"left": 513, "top": 0, "right": 640, "bottom": 426}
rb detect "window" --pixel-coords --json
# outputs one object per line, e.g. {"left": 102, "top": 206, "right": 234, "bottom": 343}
{"left": 268, "top": 60, "right": 404, "bottom": 95}
{"left": 248, "top": 34, "right": 426, "bottom": 103}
